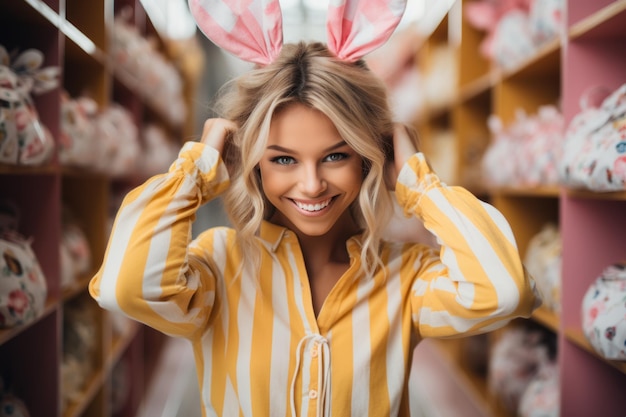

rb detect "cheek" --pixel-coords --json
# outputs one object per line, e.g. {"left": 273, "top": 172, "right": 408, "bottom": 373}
{"left": 258, "top": 166, "right": 286, "bottom": 197}
{"left": 342, "top": 163, "right": 365, "bottom": 191}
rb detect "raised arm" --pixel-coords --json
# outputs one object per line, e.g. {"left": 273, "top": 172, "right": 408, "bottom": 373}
{"left": 89, "top": 120, "right": 235, "bottom": 338}
{"left": 389, "top": 124, "right": 541, "bottom": 338}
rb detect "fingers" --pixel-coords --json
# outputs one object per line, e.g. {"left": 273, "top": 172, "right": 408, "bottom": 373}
{"left": 200, "top": 118, "right": 238, "bottom": 154}
{"left": 384, "top": 124, "right": 418, "bottom": 189}
{"left": 392, "top": 124, "right": 419, "bottom": 171}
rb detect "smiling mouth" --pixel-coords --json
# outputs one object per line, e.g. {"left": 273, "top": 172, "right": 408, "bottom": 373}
{"left": 292, "top": 197, "right": 334, "bottom": 212}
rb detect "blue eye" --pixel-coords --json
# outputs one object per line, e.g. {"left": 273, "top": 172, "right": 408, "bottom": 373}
{"left": 325, "top": 153, "right": 348, "bottom": 162}
{"left": 271, "top": 156, "right": 296, "bottom": 165}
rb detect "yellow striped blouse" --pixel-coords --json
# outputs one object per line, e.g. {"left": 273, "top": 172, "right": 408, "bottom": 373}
{"left": 90, "top": 142, "right": 540, "bottom": 417}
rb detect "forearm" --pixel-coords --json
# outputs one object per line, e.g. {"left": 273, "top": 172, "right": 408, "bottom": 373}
{"left": 397, "top": 153, "right": 540, "bottom": 336}
{"left": 89, "top": 142, "right": 229, "bottom": 336}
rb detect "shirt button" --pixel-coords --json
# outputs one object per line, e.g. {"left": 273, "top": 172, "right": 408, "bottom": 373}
{"left": 311, "top": 347, "right": 318, "bottom": 357}
{"left": 309, "top": 390, "right": 318, "bottom": 399}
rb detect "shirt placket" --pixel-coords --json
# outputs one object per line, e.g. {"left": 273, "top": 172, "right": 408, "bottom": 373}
{"left": 290, "top": 334, "right": 331, "bottom": 417}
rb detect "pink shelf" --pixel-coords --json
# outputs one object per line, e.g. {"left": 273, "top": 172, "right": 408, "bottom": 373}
{"left": 558, "top": 1, "right": 626, "bottom": 414}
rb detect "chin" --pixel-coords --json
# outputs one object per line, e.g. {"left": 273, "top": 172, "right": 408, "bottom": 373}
{"left": 291, "top": 223, "right": 334, "bottom": 237}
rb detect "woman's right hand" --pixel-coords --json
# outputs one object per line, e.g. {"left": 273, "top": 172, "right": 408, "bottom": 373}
{"left": 200, "top": 118, "right": 238, "bottom": 155}
{"left": 385, "top": 123, "right": 420, "bottom": 191}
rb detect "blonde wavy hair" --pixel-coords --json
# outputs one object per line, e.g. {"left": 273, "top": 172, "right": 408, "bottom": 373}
{"left": 216, "top": 41, "right": 398, "bottom": 277}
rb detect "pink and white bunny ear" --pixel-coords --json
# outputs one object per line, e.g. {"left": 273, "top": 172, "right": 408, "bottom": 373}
{"left": 327, "top": 0, "right": 407, "bottom": 62}
{"left": 188, "top": 0, "right": 283, "bottom": 66}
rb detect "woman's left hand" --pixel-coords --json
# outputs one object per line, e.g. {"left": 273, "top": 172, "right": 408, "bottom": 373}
{"left": 385, "top": 123, "right": 419, "bottom": 190}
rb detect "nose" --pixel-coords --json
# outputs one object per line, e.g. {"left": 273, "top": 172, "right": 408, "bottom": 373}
{"left": 298, "top": 164, "right": 327, "bottom": 196}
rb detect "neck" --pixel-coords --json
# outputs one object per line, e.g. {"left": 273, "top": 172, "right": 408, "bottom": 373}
{"left": 273, "top": 211, "right": 361, "bottom": 265}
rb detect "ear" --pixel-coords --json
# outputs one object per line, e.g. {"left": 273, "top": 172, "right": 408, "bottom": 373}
{"left": 326, "top": 0, "right": 408, "bottom": 62}
{"left": 188, "top": 0, "right": 283, "bottom": 65}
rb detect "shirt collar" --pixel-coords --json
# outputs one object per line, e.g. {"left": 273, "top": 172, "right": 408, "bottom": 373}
{"left": 259, "top": 220, "right": 289, "bottom": 252}
{"left": 258, "top": 220, "right": 364, "bottom": 253}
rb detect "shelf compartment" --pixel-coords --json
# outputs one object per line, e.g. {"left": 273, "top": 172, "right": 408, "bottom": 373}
{"left": 458, "top": 71, "right": 496, "bottom": 104}
{"left": 490, "top": 194, "right": 559, "bottom": 257}
{"left": 454, "top": 95, "right": 491, "bottom": 192}
{"left": 569, "top": 0, "right": 626, "bottom": 38}
{"left": 65, "top": 0, "right": 106, "bottom": 51}
{"left": 415, "top": 339, "right": 499, "bottom": 417}
{"left": 63, "top": 37, "right": 108, "bottom": 104}
{"left": 0, "top": 175, "right": 62, "bottom": 297}
{"left": 0, "top": 297, "right": 57, "bottom": 346}
{"left": 499, "top": 39, "right": 561, "bottom": 82}
{"left": 62, "top": 176, "right": 109, "bottom": 277}
{"left": 565, "top": 188, "right": 626, "bottom": 201}
{"left": 62, "top": 368, "right": 106, "bottom": 417}
{"left": 564, "top": 328, "right": 626, "bottom": 375}
{"left": 0, "top": 312, "right": 60, "bottom": 416}
{"left": 5, "top": 0, "right": 61, "bottom": 26}
{"left": 488, "top": 186, "right": 561, "bottom": 198}
{"left": 458, "top": 0, "right": 491, "bottom": 88}
{"left": 62, "top": 274, "right": 93, "bottom": 301}
{"left": 494, "top": 71, "right": 561, "bottom": 127}
{"left": 61, "top": 293, "right": 105, "bottom": 417}
{"left": 531, "top": 306, "right": 560, "bottom": 333}
{"left": 0, "top": 2, "right": 61, "bottom": 64}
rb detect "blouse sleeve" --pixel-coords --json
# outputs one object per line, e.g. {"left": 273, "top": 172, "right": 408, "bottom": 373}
{"left": 89, "top": 142, "right": 230, "bottom": 338}
{"left": 395, "top": 152, "right": 541, "bottom": 339}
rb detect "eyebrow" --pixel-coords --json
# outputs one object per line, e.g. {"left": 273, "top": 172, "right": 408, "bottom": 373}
{"left": 266, "top": 140, "right": 349, "bottom": 153}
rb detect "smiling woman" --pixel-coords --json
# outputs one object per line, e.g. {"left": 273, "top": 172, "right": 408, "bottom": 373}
{"left": 89, "top": 2, "right": 541, "bottom": 416}
{"left": 260, "top": 104, "right": 363, "bottom": 241}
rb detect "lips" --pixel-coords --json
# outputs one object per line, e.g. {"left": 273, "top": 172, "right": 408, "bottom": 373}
{"left": 292, "top": 197, "right": 333, "bottom": 212}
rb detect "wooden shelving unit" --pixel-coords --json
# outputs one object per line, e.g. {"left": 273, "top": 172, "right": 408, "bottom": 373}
{"left": 415, "top": 0, "right": 626, "bottom": 416}
{"left": 0, "top": 1, "right": 195, "bottom": 415}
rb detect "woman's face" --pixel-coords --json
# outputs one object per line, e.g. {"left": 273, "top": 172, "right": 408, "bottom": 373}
{"left": 258, "top": 103, "right": 363, "bottom": 237}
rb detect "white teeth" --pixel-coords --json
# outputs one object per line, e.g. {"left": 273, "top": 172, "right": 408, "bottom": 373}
{"left": 295, "top": 198, "right": 332, "bottom": 212}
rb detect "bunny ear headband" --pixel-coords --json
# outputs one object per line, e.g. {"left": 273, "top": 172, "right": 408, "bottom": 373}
{"left": 188, "top": 0, "right": 408, "bottom": 65}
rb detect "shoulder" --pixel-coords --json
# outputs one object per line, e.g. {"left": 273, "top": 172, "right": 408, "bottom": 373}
{"left": 190, "top": 226, "right": 238, "bottom": 257}
{"left": 381, "top": 239, "right": 439, "bottom": 266}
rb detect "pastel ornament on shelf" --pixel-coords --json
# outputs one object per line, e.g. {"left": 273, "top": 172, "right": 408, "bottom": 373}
{"left": 517, "top": 360, "right": 560, "bottom": 417}
{"left": 138, "top": 124, "right": 179, "bottom": 179}
{"left": 464, "top": 0, "right": 534, "bottom": 64}
{"left": 524, "top": 223, "right": 561, "bottom": 313}
{"left": 59, "top": 92, "right": 101, "bottom": 170}
{"left": 0, "top": 211, "right": 48, "bottom": 328}
{"left": 0, "top": 377, "right": 31, "bottom": 417}
{"left": 94, "top": 104, "right": 140, "bottom": 178}
{"left": 581, "top": 262, "right": 626, "bottom": 361}
{"left": 527, "top": 0, "right": 564, "bottom": 46}
{"left": 0, "top": 45, "right": 59, "bottom": 167}
{"left": 59, "top": 214, "right": 91, "bottom": 290}
{"left": 559, "top": 83, "right": 626, "bottom": 192}
{"left": 488, "top": 325, "right": 552, "bottom": 414}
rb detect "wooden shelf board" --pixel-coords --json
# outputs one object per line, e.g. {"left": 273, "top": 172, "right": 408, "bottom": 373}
{"left": 113, "top": 67, "right": 184, "bottom": 132}
{"left": 564, "top": 328, "right": 626, "bottom": 375}
{"left": 531, "top": 306, "right": 560, "bottom": 332}
{"left": 16, "top": 0, "right": 61, "bottom": 26}
{"left": 0, "top": 163, "right": 59, "bottom": 176}
{"left": 62, "top": 368, "right": 106, "bottom": 417}
{"left": 61, "top": 166, "right": 108, "bottom": 179}
{"left": 565, "top": 188, "right": 626, "bottom": 201}
{"left": 0, "top": 296, "right": 58, "bottom": 345}
{"left": 60, "top": 20, "right": 107, "bottom": 62}
{"left": 500, "top": 38, "right": 561, "bottom": 81}
{"left": 569, "top": 0, "right": 626, "bottom": 40}
{"left": 430, "top": 339, "right": 511, "bottom": 417}
{"left": 423, "top": 101, "right": 455, "bottom": 123}
{"left": 458, "top": 72, "right": 495, "bottom": 104}
{"left": 108, "top": 321, "right": 140, "bottom": 371}
{"left": 61, "top": 323, "right": 139, "bottom": 417}
{"left": 488, "top": 185, "right": 561, "bottom": 198}
{"left": 62, "top": 275, "right": 92, "bottom": 301}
